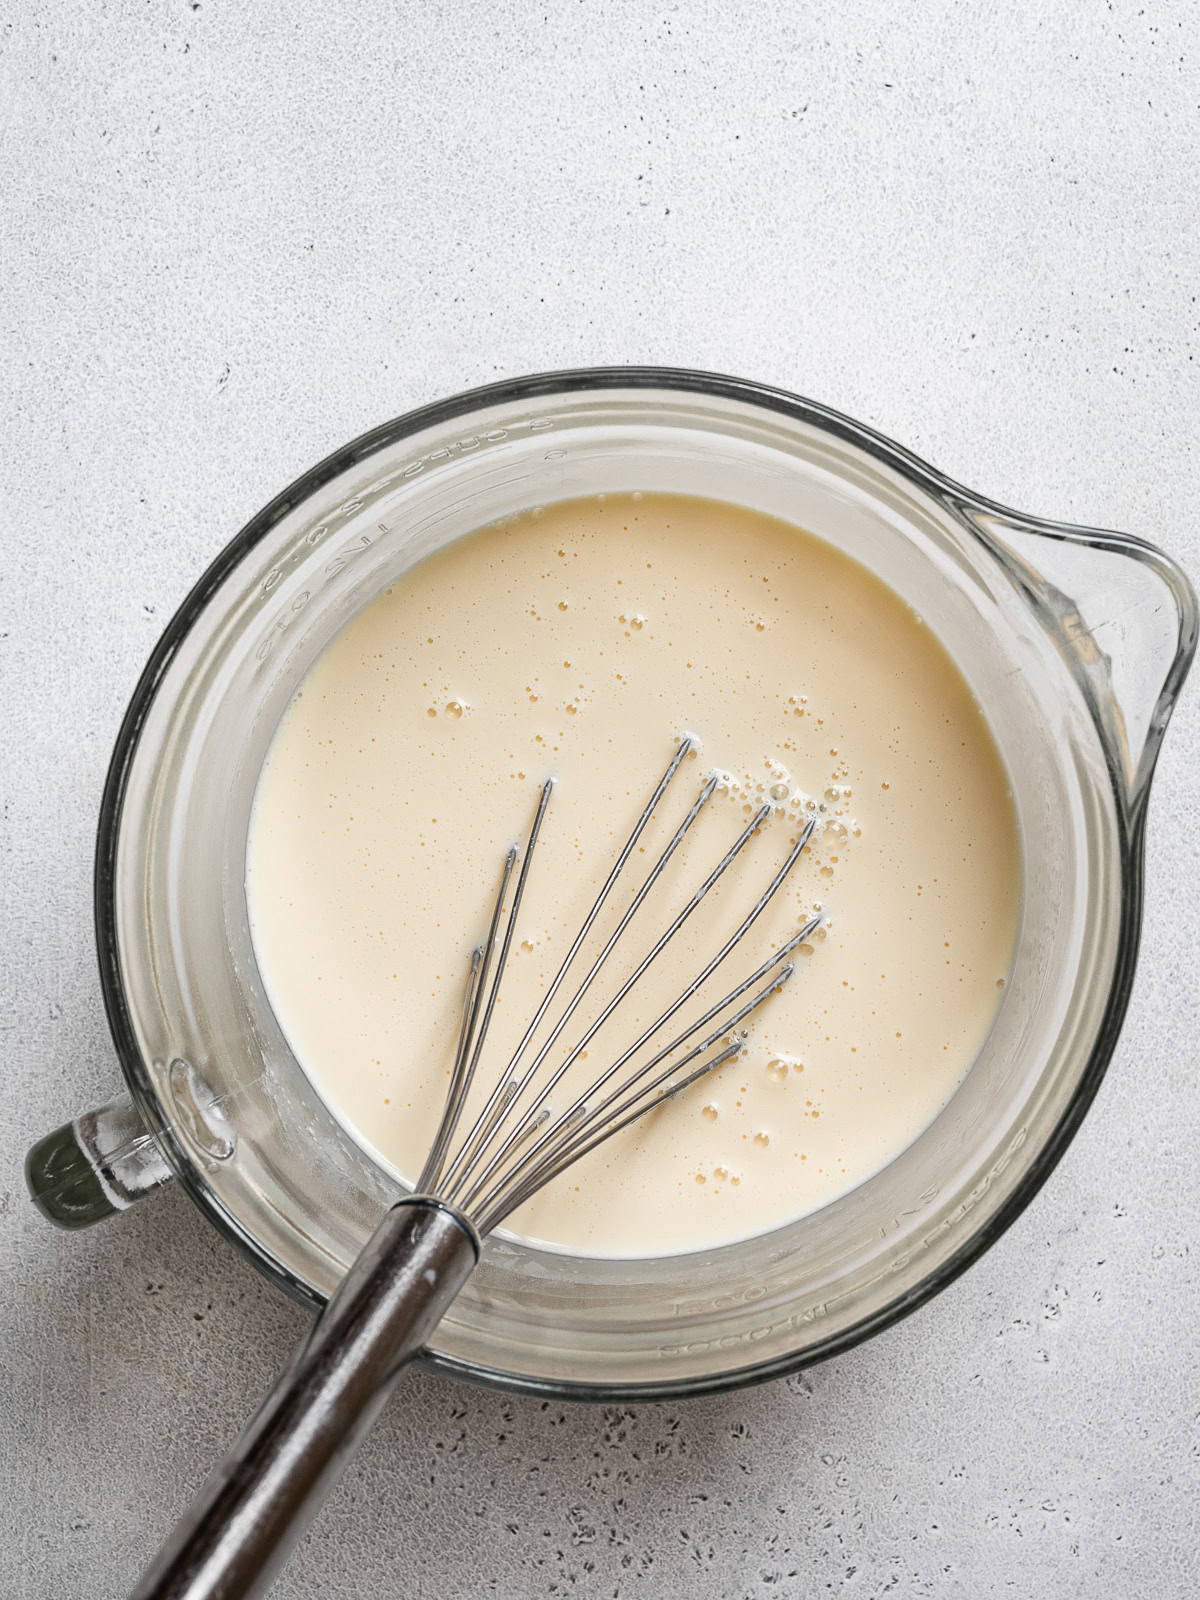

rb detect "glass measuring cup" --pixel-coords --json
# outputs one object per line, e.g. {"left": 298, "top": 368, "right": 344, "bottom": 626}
{"left": 25, "top": 368, "right": 1196, "bottom": 1398}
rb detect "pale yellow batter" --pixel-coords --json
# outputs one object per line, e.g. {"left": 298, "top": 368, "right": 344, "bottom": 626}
{"left": 246, "top": 493, "right": 1020, "bottom": 1256}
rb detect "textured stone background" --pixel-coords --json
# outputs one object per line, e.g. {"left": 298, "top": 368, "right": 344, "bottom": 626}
{"left": 2, "top": 3, "right": 1198, "bottom": 1596}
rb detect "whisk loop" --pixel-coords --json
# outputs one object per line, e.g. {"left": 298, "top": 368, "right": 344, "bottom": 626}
{"left": 422, "top": 738, "right": 821, "bottom": 1233}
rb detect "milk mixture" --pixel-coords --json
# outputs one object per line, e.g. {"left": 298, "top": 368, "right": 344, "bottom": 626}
{"left": 247, "top": 494, "right": 1020, "bottom": 1256}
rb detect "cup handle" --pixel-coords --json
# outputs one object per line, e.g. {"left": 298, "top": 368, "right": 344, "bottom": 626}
{"left": 25, "top": 1093, "right": 174, "bottom": 1229}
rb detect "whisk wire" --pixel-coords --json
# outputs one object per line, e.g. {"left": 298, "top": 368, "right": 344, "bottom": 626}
{"left": 478, "top": 1038, "right": 748, "bottom": 1232}
{"left": 450, "top": 786, "right": 773, "bottom": 1208}
{"left": 419, "top": 777, "right": 553, "bottom": 1193}
{"left": 445, "top": 771, "right": 731, "bottom": 1204}
{"left": 439, "top": 741, "right": 695, "bottom": 1198}
{"left": 476, "top": 961, "right": 799, "bottom": 1229}
{"left": 470, "top": 909, "right": 822, "bottom": 1223}
{"left": 415, "top": 946, "right": 483, "bottom": 1193}
{"left": 457, "top": 809, "right": 816, "bottom": 1214}
{"left": 426, "top": 746, "right": 823, "bottom": 1232}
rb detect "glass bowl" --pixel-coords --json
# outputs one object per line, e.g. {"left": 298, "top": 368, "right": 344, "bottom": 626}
{"left": 26, "top": 368, "right": 1196, "bottom": 1399}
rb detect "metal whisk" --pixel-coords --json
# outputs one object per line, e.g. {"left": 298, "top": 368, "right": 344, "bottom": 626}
{"left": 131, "top": 740, "right": 820, "bottom": 1600}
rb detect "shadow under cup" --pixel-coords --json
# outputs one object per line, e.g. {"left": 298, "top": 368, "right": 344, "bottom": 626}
{"left": 99, "top": 373, "right": 1192, "bottom": 1397}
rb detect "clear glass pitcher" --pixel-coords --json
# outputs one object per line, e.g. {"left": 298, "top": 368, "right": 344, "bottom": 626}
{"left": 25, "top": 369, "right": 1196, "bottom": 1399}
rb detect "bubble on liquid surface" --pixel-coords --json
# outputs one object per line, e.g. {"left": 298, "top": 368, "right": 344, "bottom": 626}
{"left": 753, "top": 1130, "right": 770, "bottom": 1148}
{"left": 769, "top": 782, "right": 789, "bottom": 802}
{"left": 766, "top": 1058, "right": 790, "bottom": 1083}
{"left": 630, "top": 614, "right": 645, "bottom": 630}
{"left": 701, "top": 1103, "right": 719, "bottom": 1122}
{"left": 713, "top": 1165, "right": 729, "bottom": 1182}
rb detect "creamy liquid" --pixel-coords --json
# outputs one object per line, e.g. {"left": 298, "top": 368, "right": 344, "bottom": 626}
{"left": 247, "top": 493, "right": 1020, "bottom": 1256}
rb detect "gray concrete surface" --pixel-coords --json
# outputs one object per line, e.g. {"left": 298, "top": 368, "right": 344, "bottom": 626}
{"left": 3, "top": 3, "right": 1199, "bottom": 1596}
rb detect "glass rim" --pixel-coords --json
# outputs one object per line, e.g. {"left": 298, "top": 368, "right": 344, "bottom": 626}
{"left": 93, "top": 365, "right": 1195, "bottom": 1400}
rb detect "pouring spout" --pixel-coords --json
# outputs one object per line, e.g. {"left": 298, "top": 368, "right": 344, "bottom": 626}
{"left": 963, "top": 505, "right": 1197, "bottom": 818}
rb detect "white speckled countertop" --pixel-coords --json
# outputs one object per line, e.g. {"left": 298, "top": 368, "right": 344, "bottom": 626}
{"left": 3, "top": 4, "right": 1199, "bottom": 1595}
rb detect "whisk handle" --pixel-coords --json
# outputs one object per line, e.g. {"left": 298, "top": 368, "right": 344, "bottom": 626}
{"left": 128, "top": 1197, "right": 479, "bottom": 1600}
